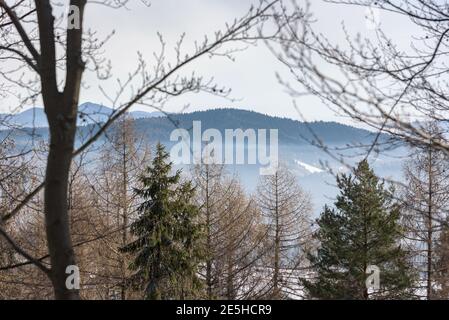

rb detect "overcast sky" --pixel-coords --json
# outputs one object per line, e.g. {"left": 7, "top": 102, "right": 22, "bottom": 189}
{"left": 2, "top": 0, "right": 417, "bottom": 124}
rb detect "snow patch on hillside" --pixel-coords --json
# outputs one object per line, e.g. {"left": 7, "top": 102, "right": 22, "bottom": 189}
{"left": 294, "top": 160, "right": 324, "bottom": 174}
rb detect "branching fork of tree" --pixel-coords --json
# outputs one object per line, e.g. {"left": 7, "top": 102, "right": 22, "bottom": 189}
{"left": 0, "top": 0, "right": 304, "bottom": 299}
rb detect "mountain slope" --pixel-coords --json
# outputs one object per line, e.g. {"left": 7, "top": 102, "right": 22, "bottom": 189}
{"left": 1, "top": 107, "right": 388, "bottom": 155}
{"left": 0, "top": 102, "right": 164, "bottom": 128}
{"left": 0, "top": 107, "right": 402, "bottom": 215}
{"left": 131, "top": 108, "right": 381, "bottom": 145}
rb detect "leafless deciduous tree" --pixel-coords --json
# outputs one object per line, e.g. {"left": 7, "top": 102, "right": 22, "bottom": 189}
{"left": 272, "top": 0, "right": 449, "bottom": 157}
{"left": 435, "top": 223, "right": 449, "bottom": 298}
{"left": 0, "top": 0, "right": 302, "bottom": 299}
{"left": 267, "top": 0, "right": 449, "bottom": 299}
{"left": 256, "top": 165, "right": 313, "bottom": 299}
{"left": 86, "top": 115, "right": 150, "bottom": 299}
{"left": 192, "top": 163, "right": 267, "bottom": 299}
{"left": 401, "top": 122, "right": 449, "bottom": 299}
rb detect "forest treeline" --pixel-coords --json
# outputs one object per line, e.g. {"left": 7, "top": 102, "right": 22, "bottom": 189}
{"left": 0, "top": 107, "right": 380, "bottom": 148}
{"left": 1, "top": 117, "right": 448, "bottom": 300}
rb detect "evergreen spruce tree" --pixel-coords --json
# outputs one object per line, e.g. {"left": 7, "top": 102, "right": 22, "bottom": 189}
{"left": 121, "top": 143, "right": 203, "bottom": 300}
{"left": 304, "top": 160, "right": 416, "bottom": 299}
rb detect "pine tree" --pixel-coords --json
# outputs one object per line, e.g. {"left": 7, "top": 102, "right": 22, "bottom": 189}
{"left": 304, "top": 160, "right": 416, "bottom": 300}
{"left": 121, "top": 143, "right": 203, "bottom": 300}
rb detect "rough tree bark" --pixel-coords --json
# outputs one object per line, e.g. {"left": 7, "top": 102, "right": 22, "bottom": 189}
{"left": 36, "top": 0, "right": 86, "bottom": 300}
{"left": 1, "top": 0, "right": 299, "bottom": 300}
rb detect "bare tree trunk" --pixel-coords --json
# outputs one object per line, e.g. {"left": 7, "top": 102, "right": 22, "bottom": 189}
{"left": 257, "top": 167, "right": 313, "bottom": 300}
{"left": 273, "top": 173, "right": 280, "bottom": 298}
{"left": 427, "top": 144, "right": 433, "bottom": 300}
{"left": 1, "top": 0, "right": 293, "bottom": 300}
{"left": 45, "top": 112, "right": 80, "bottom": 300}
{"left": 36, "top": 0, "right": 86, "bottom": 300}
{"left": 121, "top": 129, "right": 129, "bottom": 300}
{"left": 205, "top": 172, "right": 213, "bottom": 299}
{"left": 363, "top": 211, "right": 368, "bottom": 300}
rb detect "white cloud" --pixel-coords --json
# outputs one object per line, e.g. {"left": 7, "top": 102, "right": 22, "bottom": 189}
{"left": 1, "top": 0, "right": 418, "bottom": 125}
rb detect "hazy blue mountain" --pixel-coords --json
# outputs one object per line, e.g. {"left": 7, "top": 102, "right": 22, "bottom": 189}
{"left": 130, "top": 108, "right": 384, "bottom": 146}
{"left": 0, "top": 102, "right": 164, "bottom": 129}
{"left": 116, "top": 110, "right": 406, "bottom": 215}
{"left": 0, "top": 107, "right": 48, "bottom": 128}
{"left": 0, "top": 107, "right": 405, "bottom": 215}
{"left": 130, "top": 110, "right": 166, "bottom": 119}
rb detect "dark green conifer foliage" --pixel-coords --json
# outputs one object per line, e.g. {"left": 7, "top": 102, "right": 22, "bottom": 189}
{"left": 122, "top": 143, "right": 203, "bottom": 299}
{"left": 304, "top": 160, "right": 415, "bottom": 299}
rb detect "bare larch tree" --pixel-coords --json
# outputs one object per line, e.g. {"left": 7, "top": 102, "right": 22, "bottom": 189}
{"left": 0, "top": 0, "right": 302, "bottom": 299}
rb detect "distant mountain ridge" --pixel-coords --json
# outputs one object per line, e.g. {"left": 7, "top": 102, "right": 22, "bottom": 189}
{"left": 0, "top": 106, "right": 385, "bottom": 147}
{"left": 0, "top": 106, "right": 401, "bottom": 215}
{"left": 131, "top": 108, "right": 383, "bottom": 145}
{"left": 0, "top": 102, "right": 165, "bottom": 128}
